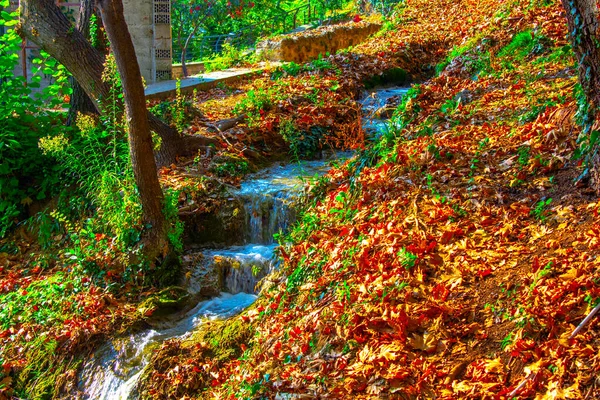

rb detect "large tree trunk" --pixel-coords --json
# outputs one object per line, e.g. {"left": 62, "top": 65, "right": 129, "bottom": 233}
{"left": 561, "top": 0, "right": 600, "bottom": 191}
{"left": 18, "top": 0, "right": 219, "bottom": 166}
{"left": 96, "top": 0, "right": 168, "bottom": 262}
{"left": 66, "top": 0, "right": 99, "bottom": 125}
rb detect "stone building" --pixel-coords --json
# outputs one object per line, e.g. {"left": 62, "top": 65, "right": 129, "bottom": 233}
{"left": 7, "top": 0, "right": 173, "bottom": 88}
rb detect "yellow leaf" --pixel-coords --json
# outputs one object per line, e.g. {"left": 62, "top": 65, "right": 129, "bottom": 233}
{"left": 559, "top": 268, "right": 578, "bottom": 281}
{"left": 485, "top": 358, "right": 504, "bottom": 373}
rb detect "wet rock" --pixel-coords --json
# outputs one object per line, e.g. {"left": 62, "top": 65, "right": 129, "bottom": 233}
{"left": 455, "top": 89, "right": 474, "bottom": 105}
{"left": 180, "top": 184, "right": 246, "bottom": 247}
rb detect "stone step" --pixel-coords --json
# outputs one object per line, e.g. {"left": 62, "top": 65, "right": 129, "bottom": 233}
{"left": 144, "top": 62, "right": 280, "bottom": 100}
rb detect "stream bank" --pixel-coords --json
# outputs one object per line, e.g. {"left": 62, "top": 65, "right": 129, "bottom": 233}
{"left": 78, "top": 85, "right": 407, "bottom": 399}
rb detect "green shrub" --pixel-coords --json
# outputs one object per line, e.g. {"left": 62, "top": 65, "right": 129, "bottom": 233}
{"left": 498, "top": 30, "right": 552, "bottom": 60}
{"left": 0, "top": 8, "right": 68, "bottom": 238}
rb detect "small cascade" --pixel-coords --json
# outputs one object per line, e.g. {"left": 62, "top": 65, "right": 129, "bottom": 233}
{"left": 361, "top": 87, "right": 410, "bottom": 136}
{"left": 236, "top": 161, "right": 333, "bottom": 244}
{"left": 187, "top": 244, "right": 278, "bottom": 295}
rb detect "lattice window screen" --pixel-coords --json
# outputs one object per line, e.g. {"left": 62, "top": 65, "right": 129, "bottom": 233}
{"left": 154, "top": 0, "right": 170, "bottom": 24}
{"left": 156, "top": 70, "right": 172, "bottom": 81}
{"left": 155, "top": 49, "right": 171, "bottom": 59}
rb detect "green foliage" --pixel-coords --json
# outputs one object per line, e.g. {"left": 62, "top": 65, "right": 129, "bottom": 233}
{"left": 209, "top": 153, "right": 250, "bottom": 177}
{"left": 164, "top": 189, "right": 185, "bottom": 253}
{"left": 37, "top": 54, "right": 146, "bottom": 263}
{"left": 436, "top": 35, "right": 483, "bottom": 74}
{"left": 309, "top": 55, "right": 334, "bottom": 72}
{"left": 397, "top": 247, "right": 417, "bottom": 269}
{"left": 440, "top": 98, "right": 459, "bottom": 115}
{"left": 234, "top": 86, "right": 276, "bottom": 116}
{"left": 0, "top": 9, "right": 69, "bottom": 238}
{"left": 204, "top": 43, "right": 249, "bottom": 72}
{"left": 530, "top": 198, "right": 552, "bottom": 222}
{"left": 89, "top": 14, "right": 100, "bottom": 47}
{"left": 517, "top": 145, "right": 530, "bottom": 167}
{"left": 498, "top": 30, "right": 552, "bottom": 61}
{"left": 271, "top": 61, "right": 303, "bottom": 80}
{"left": 0, "top": 272, "right": 84, "bottom": 329}
{"left": 173, "top": 79, "right": 187, "bottom": 133}
{"left": 280, "top": 119, "right": 324, "bottom": 160}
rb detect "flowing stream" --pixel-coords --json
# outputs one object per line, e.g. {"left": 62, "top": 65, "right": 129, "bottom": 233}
{"left": 78, "top": 86, "right": 409, "bottom": 399}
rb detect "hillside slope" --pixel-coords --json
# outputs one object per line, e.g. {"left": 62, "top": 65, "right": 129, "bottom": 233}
{"left": 139, "top": 0, "right": 600, "bottom": 398}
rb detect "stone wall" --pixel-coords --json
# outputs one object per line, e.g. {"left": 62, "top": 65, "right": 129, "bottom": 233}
{"left": 172, "top": 62, "right": 206, "bottom": 79}
{"left": 257, "top": 21, "right": 382, "bottom": 64}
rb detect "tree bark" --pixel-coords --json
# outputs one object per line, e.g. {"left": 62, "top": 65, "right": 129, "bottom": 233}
{"left": 18, "top": 0, "right": 219, "bottom": 166}
{"left": 560, "top": 0, "right": 600, "bottom": 191}
{"left": 181, "top": 23, "right": 203, "bottom": 78}
{"left": 96, "top": 0, "right": 168, "bottom": 260}
{"left": 66, "top": 0, "right": 99, "bottom": 125}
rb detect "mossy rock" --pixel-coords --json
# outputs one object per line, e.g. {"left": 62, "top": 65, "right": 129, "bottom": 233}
{"left": 137, "top": 286, "right": 191, "bottom": 318}
{"left": 134, "top": 314, "right": 255, "bottom": 398}
{"left": 208, "top": 152, "right": 253, "bottom": 178}
{"left": 180, "top": 192, "right": 245, "bottom": 246}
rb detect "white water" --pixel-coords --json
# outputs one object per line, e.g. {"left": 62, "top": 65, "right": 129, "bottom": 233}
{"left": 236, "top": 160, "right": 340, "bottom": 244}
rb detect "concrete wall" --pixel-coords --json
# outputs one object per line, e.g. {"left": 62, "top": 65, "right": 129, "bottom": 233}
{"left": 123, "top": 0, "right": 154, "bottom": 83}
{"left": 257, "top": 21, "right": 382, "bottom": 64}
{"left": 123, "top": 0, "right": 173, "bottom": 83}
{"left": 172, "top": 62, "right": 206, "bottom": 79}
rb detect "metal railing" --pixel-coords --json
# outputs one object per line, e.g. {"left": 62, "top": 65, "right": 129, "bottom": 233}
{"left": 173, "top": 1, "right": 334, "bottom": 63}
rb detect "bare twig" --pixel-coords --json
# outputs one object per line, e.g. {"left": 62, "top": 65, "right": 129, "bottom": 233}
{"left": 570, "top": 303, "right": 600, "bottom": 339}
{"left": 508, "top": 373, "right": 534, "bottom": 398}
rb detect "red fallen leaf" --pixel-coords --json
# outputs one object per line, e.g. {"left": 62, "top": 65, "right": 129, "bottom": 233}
{"left": 477, "top": 268, "right": 492, "bottom": 278}
{"left": 532, "top": 256, "right": 540, "bottom": 273}
{"left": 33, "top": 305, "right": 39, "bottom": 312}
{"left": 301, "top": 342, "right": 310, "bottom": 354}
{"left": 289, "top": 326, "right": 302, "bottom": 339}
{"left": 353, "top": 14, "right": 362, "bottom": 23}
{"left": 481, "top": 217, "right": 495, "bottom": 226}
{"left": 193, "top": 365, "right": 202, "bottom": 373}
{"left": 2, "top": 362, "right": 11, "bottom": 373}
{"left": 21, "top": 290, "right": 27, "bottom": 296}
{"left": 211, "top": 379, "right": 220, "bottom": 387}
{"left": 441, "top": 230, "right": 455, "bottom": 244}
{"left": 432, "top": 283, "right": 450, "bottom": 301}
{"left": 240, "top": 344, "right": 247, "bottom": 351}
